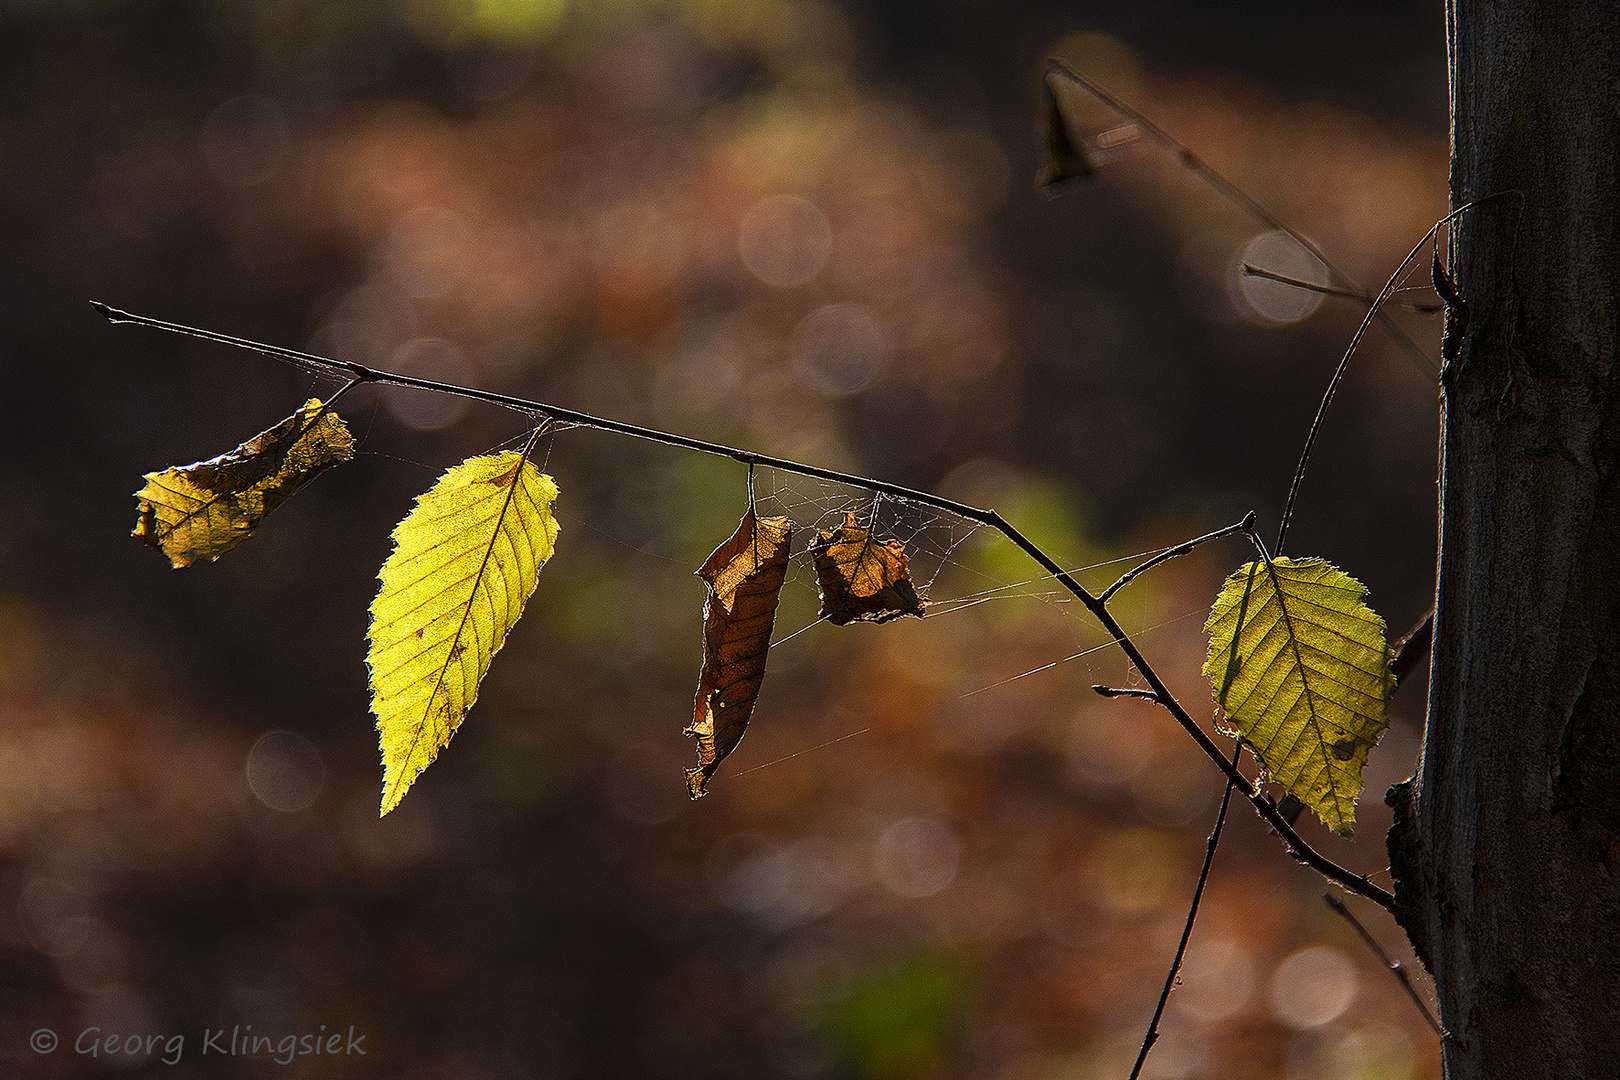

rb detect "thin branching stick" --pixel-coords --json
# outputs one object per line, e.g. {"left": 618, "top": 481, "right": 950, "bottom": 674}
{"left": 93, "top": 300, "right": 1395, "bottom": 911}
{"left": 1099, "top": 512, "right": 1255, "bottom": 603}
{"left": 1273, "top": 197, "right": 1513, "bottom": 554}
{"left": 1241, "top": 265, "right": 1442, "bottom": 312}
{"left": 1324, "top": 893, "right": 1443, "bottom": 1036}
{"left": 1129, "top": 748, "right": 1242, "bottom": 1080}
{"left": 1043, "top": 59, "right": 1439, "bottom": 380}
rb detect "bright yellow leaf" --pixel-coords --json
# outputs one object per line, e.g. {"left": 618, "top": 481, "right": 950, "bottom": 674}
{"left": 133, "top": 398, "right": 353, "bottom": 567}
{"left": 1203, "top": 557, "right": 1392, "bottom": 836}
{"left": 368, "top": 452, "right": 559, "bottom": 815}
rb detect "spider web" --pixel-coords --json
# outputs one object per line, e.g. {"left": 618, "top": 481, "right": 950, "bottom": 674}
{"left": 749, "top": 469, "right": 981, "bottom": 602}
{"left": 746, "top": 467, "right": 1201, "bottom": 693}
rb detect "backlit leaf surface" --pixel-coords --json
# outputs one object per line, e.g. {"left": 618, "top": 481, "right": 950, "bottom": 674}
{"left": 133, "top": 397, "right": 353, "bottom": 567}
{"left": 810, "top": 512, "right": 926, "bottom": 625}
{"left": 687, "top": 509, "right": 792, "bottom": 798}
{"left": 369, "top": 452, "right": 559, "bottom": 815}
{"left": 1203, "top": 557, "right": 1392, "bottom": 836}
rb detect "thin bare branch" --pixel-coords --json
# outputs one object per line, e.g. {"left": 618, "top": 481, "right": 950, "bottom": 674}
{"left": 1044, "top": 60, "right": 1439, "bottom": 380}
{"left": 1241, "top": 264, "right": 1443, "bottom": 313}
{"left": 1390, "top": 610, "right": 1435, "bottom": 685}
{"left": 1324, "top": 894, "right": 1444, "bottom": 1037}
{"left": 1274, "top": 197, "right": 1513, "bottom": 554}
{"left": 1092, "top": 685, "right": 1160, "bottom": 702}
{"left": 1099, "top": 512, "right": 1255, "bottom": 603}
{"left": 96, "top": 300, "right": 1396, "bottom": 912}
{"left": 1130, "top": 747, "right": 1242, "bottom": 1080}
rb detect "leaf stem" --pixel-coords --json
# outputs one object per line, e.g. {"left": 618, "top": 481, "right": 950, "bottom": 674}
{"left": 94, "top": 300, "right": 1395, "bottom": 911}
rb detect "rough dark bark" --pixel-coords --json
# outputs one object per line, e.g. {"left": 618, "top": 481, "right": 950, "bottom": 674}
{"left": 1386, "top": 2, "right": 1620, "bottom": 1075}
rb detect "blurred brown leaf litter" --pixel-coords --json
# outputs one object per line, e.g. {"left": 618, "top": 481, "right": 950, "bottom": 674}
{"left": 0, "top": 1, "right": 1450, "bottom": 1077}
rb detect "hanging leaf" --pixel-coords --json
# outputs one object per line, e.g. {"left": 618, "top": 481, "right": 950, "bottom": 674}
{"left": 687, "top": 509, "right": 793, "bottom": 798}
{"left": 1203, "top": 557, "right": 1393, "bottom": 836}
{"left": 369, "top": 452, "right": 559, "bottom": 815}
{"left": 133, "top": 397, "right": 354, "bottom": 567}
{"left": 809, "top": 512, "right": 926, "bottom": 625}
{"left": 1039, "top": 74, "right": 1095, "bottom": 193}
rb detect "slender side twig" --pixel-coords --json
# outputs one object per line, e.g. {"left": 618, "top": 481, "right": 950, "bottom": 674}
{"left": 1043, "top": 60, "right": 1439, "bottom": 380}
{"left": 1390, "top": 610, "right": 1434, "bottom": 685}
{"left": 1273, "top": 198, "right": 1509, "bottom": 554}
{"left": 1241, "top": 265, "right": 1443, "bottom": 313}
{"left": 93, "top": 301, "right": 1395, "bottom": 912}
{"left": 1129, "top": 746, "right": 1242, "bottom": 1080}
{"left": 1099, "top": 512, "right": 1255, "bottom": 603}
{"left": 1324, "top": 894, "right": 1444, "bottom": 1036}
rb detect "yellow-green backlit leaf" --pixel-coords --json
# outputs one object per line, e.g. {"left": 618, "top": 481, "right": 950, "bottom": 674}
{"left": 133, "top": 398, "right": 353, "bottom": 567}
{"left": 369, "top": 453, "right": 559, "bottom": 815}
{"left": 1203, "top": 557, "right": 1392, "bottom": 836}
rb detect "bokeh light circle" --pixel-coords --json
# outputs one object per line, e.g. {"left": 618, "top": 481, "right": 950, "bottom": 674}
{"left": 790, "top": 302, "right": 891, "bottom": 395}
{"left": 1237, "top": 230, "right": 1331, "bottom": 323}
{"left": 1269, "top": 945, "right": 1358, "bottom": 1028}
{"left": 874, "top": 817, "right": 959, "bottom": 898}
{"left": 738, "top": 194, "right": 832, "bottom": 287}
{"left": 246, "top": 730, "right": 325, "bottom": 813}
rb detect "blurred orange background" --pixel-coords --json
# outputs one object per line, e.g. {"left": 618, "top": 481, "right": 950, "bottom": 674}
{"left": 0, "top": 2, "right": 1450, "bottom": 1077}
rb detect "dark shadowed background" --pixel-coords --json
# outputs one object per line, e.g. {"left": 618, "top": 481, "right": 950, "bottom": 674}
{"left": 0, "top": 2, "right": 1449, "bottom": 1077}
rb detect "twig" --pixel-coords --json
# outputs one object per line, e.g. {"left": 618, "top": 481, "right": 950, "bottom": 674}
{"left": 93, "top": 300, "right": 1396, "bottom": 912}
{"left": 1099, "top": 512, "right": 1255, "bottom": 603}
{"left": 1390, "top": 610, "right": 1434, "bottom": 685}
{"left": 1129, "top": 746, "right": 1242, "bottom": 1080}
{"left": 1044, "top": 60, "right": 1439, "bottom": 381}
{"left": 1324, "top": 893, "right": 1444, "bottom": 1037}
{"left": 1274, "top": 198, "right": 1510, "bottom": 554}
{"left": 1241, "top": 265, "right": 1443, "bottom": 313}
{"left": 1092, "top": 685, "right": 1160, "bottom": 702}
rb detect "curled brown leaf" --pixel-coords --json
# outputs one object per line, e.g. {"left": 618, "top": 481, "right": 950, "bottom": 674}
{"left": 810, "top": 511, "right": 926, "bottom": 625}
{"left": 686, "top": 509, "right": 793, "bottom": 797}
{"left": 133, "top": 398, "right": 354, "bottom": 567}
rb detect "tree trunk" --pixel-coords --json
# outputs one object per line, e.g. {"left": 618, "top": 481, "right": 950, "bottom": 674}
{"left": 1385, "top": 2, "right": 1620, "bottom": 1075}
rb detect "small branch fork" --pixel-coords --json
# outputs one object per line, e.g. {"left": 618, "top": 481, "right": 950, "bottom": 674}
{"left": 1043, "top": 59, "right": 1440, "bottom": 382}
{"left": 92, "top": 300, "right": 1396, "bottom": 912}
{"left": 1240, "top": 265, "right": 1442, "bottom": 313}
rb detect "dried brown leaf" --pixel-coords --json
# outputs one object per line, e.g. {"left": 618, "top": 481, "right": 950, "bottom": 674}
{"left": 810, "top": 512, "right": 926, "bottom": 625}
{"left": 686, "top": 509, "right": 793, "bottom": 797}
{"left": 1039, "top": 74, "right": 1095, "bottom": 193}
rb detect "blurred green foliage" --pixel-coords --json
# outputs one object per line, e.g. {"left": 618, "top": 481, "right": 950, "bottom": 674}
{"left": 824, "top": 951, "right": 972, "bottom": 1080}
